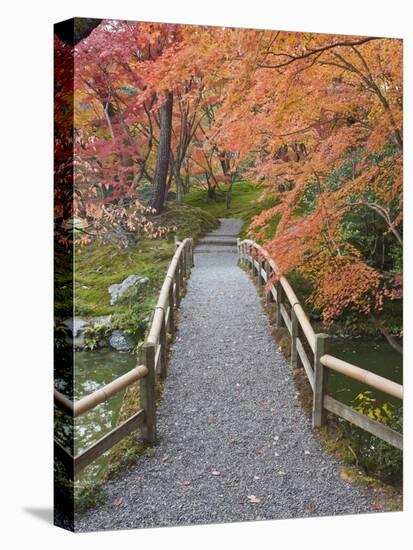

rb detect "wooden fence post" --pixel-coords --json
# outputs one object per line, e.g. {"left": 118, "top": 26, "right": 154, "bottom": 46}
{"left": 312, "top": 333, "right": 329, "bottom": 428}
{"left": 265, "top": 262, "right": 273, "bottom": 304}
{"left": 186, "top": 240, "right": 191, "bottom": 275}
{"left": 275, "top": 281, "right": 283, "bottom": 328}
{"left": 190, "top": 238, "right": 194, "bottom": 267}
{"left": 290, "top": 307, "right": 298, "bottom": 369}
{"left": 140, "top": 342, "right": 156, "bottom": 443}
{"left": 252, "top": 253, "right": 257, "bottom": 277}
{"left": 258, "top": 259, "right": 264, "bottom": 287}
{"left": 184, "top": 242, "right": 189, "bottom": 276}
{"left": 159, "top": 312, "right": 167, "bottom": 379}
{"left": 168, "top": 281, "right": 174, "bottom": 333}
{"left": 175, "top": 264, "right": 180, "bottom": 308}
{"left": 179, "top": 253, "right": 184, "bottom": 288}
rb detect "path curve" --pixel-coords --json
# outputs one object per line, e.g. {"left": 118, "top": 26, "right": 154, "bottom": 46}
{"left": 76, "top": 218, "right": 371, "bottom": 531}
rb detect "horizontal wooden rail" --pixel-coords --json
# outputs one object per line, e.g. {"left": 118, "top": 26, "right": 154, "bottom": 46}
{"left": 324, "top": 396, "right": 402, "bottom": 450}
{"left": 74, "top": 365, "right": 148, "bottom": 417}
{"left": 54, "top": 388, "right": 74, "bottom": 415}
{"left": 54, "top": 237, "right": 194, "bottom": 476}
{"left": 238, "top": 238, "right": 403, "bottom": 449}
{"left": 54, "top": 365, "right": 148, "bottom": 418}
{"left": 321, "top": 354, "right": 403, "bottom": 400}
{"left": 241, "top": 238, "right": 316, "bottom": 351}
{"left": 74, "top": 409, "right": 146, "bottom": 475}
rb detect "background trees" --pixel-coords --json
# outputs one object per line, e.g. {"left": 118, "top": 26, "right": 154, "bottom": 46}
{"left": 67, "top": 21, "right": 402, "bottom": 335}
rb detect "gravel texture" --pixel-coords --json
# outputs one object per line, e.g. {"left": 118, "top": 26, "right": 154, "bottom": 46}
{"left": 76, "top": 218, "right": 371, "bottom": 532}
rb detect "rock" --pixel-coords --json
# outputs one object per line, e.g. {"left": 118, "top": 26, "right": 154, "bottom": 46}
{"left": 108, "top": 275, "right": 149, "bottom": 305}
{"left": 61, "top": 317, "right": 89, "bottom": 348}
{"left": 109, "top": 330, "right": 136, "bottom": 351}
{"left": 91, "top": 315, "right": 112, "bottom": 328}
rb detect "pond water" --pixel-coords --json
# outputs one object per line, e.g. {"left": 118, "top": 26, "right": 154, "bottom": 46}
{"left": 54, "top": 349, "right": 137, "bottom": 479}
{"left": 327, "top": 338, "right": 403, "bottom": 407}
{"left": 73, "top": 350, "right": 137, "bottom": 456}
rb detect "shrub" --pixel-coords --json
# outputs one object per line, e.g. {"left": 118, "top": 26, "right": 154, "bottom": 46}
{"left": 343, "top": 391, "right": 403, "bottom": 480}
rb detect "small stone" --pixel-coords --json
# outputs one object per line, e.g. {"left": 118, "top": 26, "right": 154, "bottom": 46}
{"left": 109, "top": 330, "right": 135, "bottom": 351}
{"left": 108, "top": 274, "right": 148, "bottom": 305}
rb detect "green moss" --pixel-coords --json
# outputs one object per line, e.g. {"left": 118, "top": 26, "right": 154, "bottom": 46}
{"left": 183, "top": 180, "right": 279, "bottom": 238}
{"left": 74, "top": 478, "right": 105, "bottom": 513}
{"left": 339, "top": 465, "right": 382, "bottom": 488}
{"left": 155, "top": 202, "right": 219, "bottom": 241}
{"left": 68, "top": 202, "right": 218, "bottom": 331}
{"left": 74, "top": 239, "right": 173, "bottom": 317}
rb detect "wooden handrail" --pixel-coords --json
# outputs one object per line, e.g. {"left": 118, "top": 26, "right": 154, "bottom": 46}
{"left": 54, "top": 388, "right": 74, "bottom": 415}
{"left": 54, "top": 365, "right": 148, "bottom": 417}
{"left": 241, "top": 239, "right": 316, "bottom": 351}
{"left": 321, "top": 354, "right": 403, "bottom": 400}
{"left": 54, "top": 237, "right": 194, "bottom": 475}
{"left": 238, "top": 238, "right": 403, "bottom": 448}
{"left": 74, "top": 365, "right": 148, "bottom": 417}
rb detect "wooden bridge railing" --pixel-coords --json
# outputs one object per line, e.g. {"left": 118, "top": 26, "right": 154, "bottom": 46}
{"left": 54, "top": 237, "right": 194, "bottom": 477}
{"left": 238, "top": 238, "right": 403, "bottom": 450}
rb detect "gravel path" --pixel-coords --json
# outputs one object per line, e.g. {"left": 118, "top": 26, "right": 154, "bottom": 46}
{"left": 76, "top": 218, "right": 371, "bottom": 531}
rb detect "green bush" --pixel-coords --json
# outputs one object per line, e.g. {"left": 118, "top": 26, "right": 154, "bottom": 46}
{"left": 83, "top": 322, "right": 111, "bottom": 350}
{"left": 342, "top": 391, "right": 403, "bottom": 480}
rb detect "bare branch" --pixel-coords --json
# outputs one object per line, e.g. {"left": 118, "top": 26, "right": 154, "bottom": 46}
{"left": 258, "top": 37, "right": 380, "bottom": 69}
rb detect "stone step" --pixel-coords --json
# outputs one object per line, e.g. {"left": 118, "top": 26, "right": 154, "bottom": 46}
{"left": 195, "top": 247, "right": 238, "bottom": 254}
{"left": 207, "top": 233, "right": 240, "bottom": 238}
{"left": 198, "top": 237, "right": 238, "bottom": 246}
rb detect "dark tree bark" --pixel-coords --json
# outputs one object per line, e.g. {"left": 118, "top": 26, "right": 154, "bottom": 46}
{"left": 207, "top": 184, "right": 216, "bottom": 200}
{"left": 151, "top": 91, "right": 173, "bottom": 214}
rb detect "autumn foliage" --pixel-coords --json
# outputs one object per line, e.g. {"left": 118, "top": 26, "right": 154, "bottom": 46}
{"left": 55, "top": 21, "right": 402, "bottom": 329}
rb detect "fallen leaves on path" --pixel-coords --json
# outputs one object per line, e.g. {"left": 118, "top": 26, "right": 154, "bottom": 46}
{"left": 114, "top": 498, "right": 123, "bottom": 507}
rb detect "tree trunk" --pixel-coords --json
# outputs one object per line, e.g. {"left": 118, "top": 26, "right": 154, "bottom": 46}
{"left": 369, "top": 314, "right": 403, "bottom": 354}
{"left": 207, "top": 186, "right": 216, "bottom": 200}
{"left": 226, "top": 180, "right": 233, "bottom": 209}
{"left": 170, "top": 156, "right": 183, "bottom": 202}
{"left": 183, "top": 173, "right": 190, "bottom": 194}
{"left": 151, "top": 91, "right": 173, "bottom": 214}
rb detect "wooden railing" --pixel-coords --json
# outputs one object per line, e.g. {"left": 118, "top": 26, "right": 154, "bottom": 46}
{"left": 238, "top": 238, "right": 403, "bottom": 450}
{"left": 54, "top": 237, "right": 194, "bottom": 477}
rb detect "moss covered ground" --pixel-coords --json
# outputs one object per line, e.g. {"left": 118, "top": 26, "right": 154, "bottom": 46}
{"left": 183, "top": 180, "right": 279, "bottom": 239}
{"left": 55, "top": 202, "right": 218, "bottom": 342}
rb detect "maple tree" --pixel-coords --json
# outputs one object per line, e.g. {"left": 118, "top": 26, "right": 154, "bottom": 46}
{"left": 209, "top": 30, "right": 402, "bottom": 347}
{"left": 55, "top": 21, "right": 402, "bottom": 340}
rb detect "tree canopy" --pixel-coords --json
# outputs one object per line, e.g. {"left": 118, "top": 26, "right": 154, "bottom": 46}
{"left": 55, "top": 20, "right": 402, "bottom": 335}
